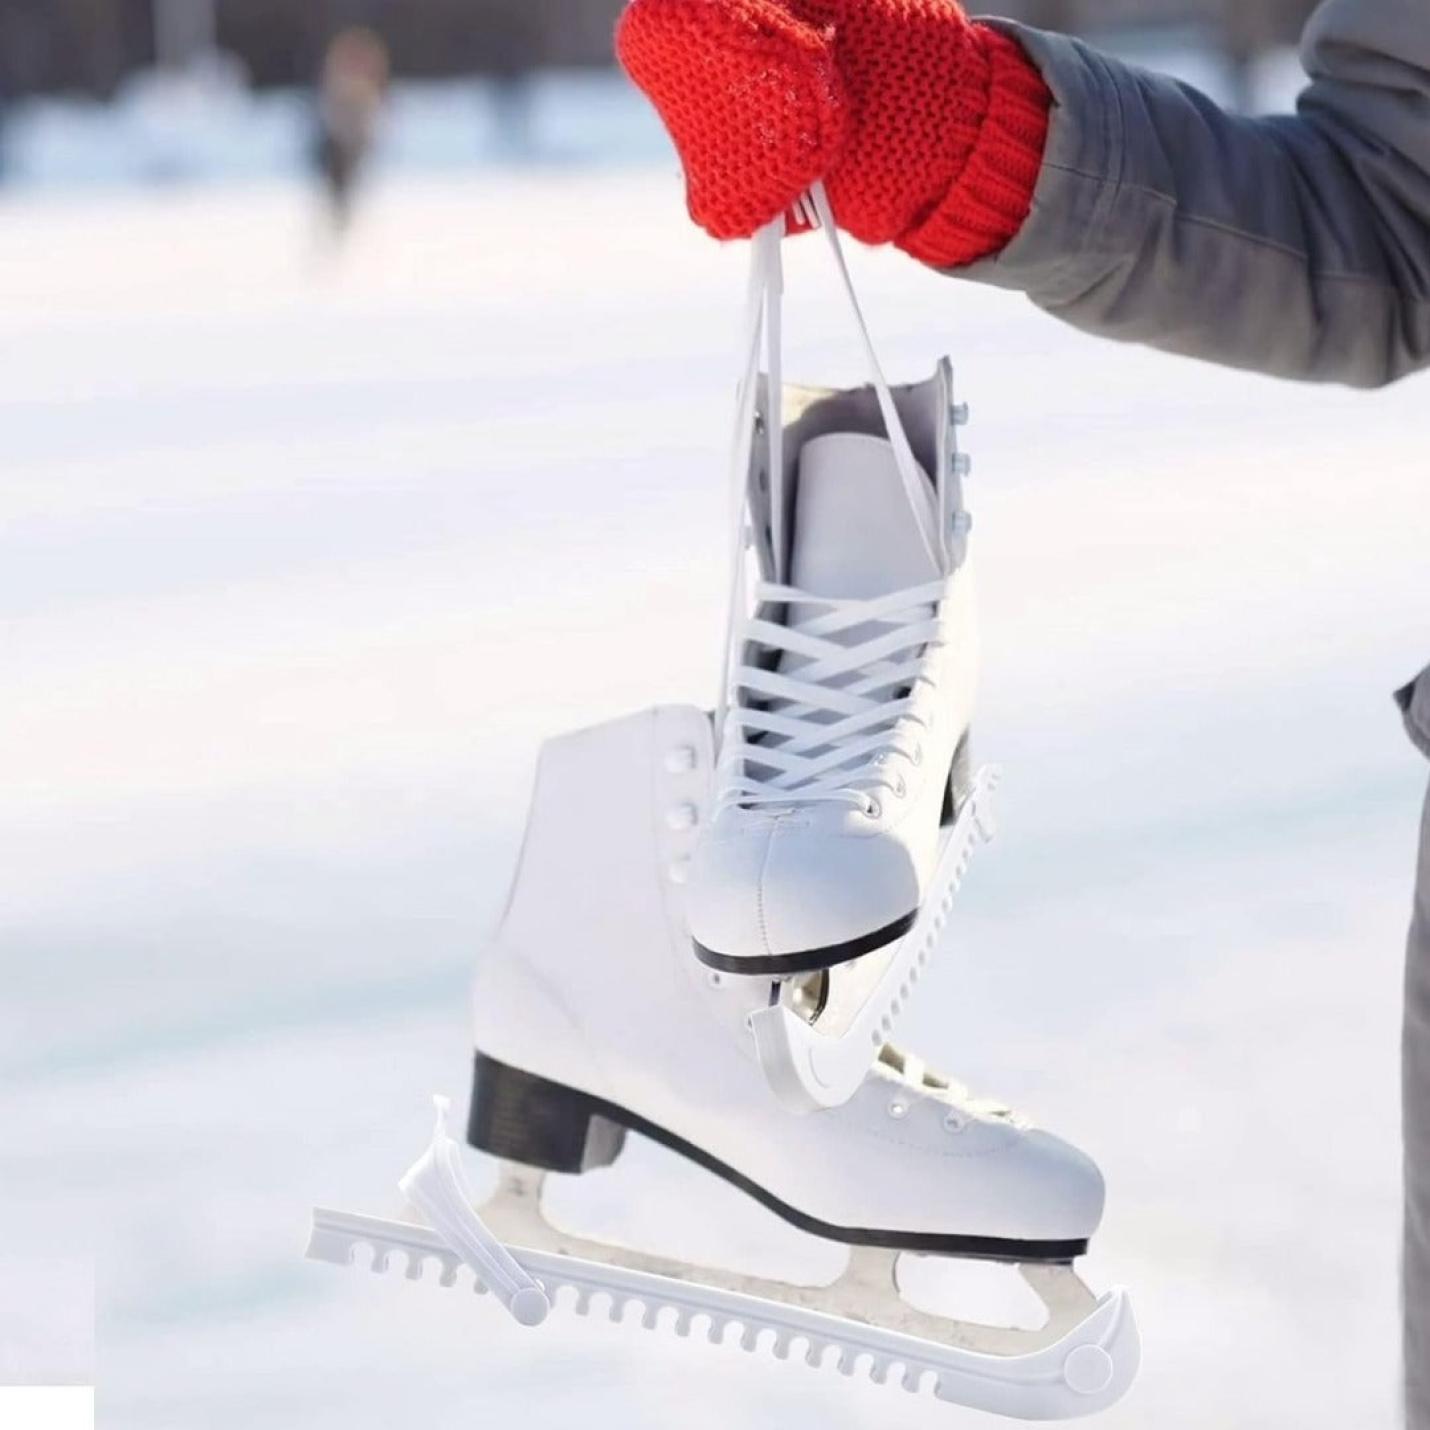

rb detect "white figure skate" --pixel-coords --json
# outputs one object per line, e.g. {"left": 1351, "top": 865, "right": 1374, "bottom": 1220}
{"left": 688, "top": 186, "right": 985, "bottom": 978}
{"left": 308, "top": 705, "right": 1139, "bottom": 1421}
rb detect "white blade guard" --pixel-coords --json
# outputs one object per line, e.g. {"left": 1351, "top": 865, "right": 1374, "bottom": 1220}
{"left": 749, "top": 766, "right": 1000, "bottom": 1112}
{"left": 309, "top": 1098, "right": 1141, "bottom": 1422}
{"left": 396, "top": 1095, "right": 550, "bottom": 1327}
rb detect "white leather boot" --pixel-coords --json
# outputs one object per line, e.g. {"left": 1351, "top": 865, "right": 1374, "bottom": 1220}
{"left": 469, "top": 704, "right": 1094, "bottom": 1256}
{"left": 688, "top": 368, "right": 978, "bottom": 975}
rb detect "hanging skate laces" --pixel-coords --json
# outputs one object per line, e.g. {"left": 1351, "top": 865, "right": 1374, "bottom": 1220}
{"left": 877, "top": 1045, "right": 1028, "bottom": 1129}
{"left": 718, "top": 579, "right": 947, "bottom": 814}
{"left": 715, "top": 182, "right": 952, "bottom": 816}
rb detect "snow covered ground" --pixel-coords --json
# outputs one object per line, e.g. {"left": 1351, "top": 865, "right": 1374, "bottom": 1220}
{"left": 1, "top": 167, "right": 1426, "bottom": 1429}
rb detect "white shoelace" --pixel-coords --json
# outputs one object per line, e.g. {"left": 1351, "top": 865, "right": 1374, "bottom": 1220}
{"left": 716, "top": 578, "right": 947, "bottom": 815}
{"left": 715, "top": 183, "right": 951, "bottom": 818}
{"left": 880, "top": 1046, "right": 1026, "bottom": 1129}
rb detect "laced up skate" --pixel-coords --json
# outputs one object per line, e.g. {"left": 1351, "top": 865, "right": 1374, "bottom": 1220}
{"left": 688, "top": 185, "right": 985, "bottom": 978}
{"left": 308, "top": 706, "right": 1140, "bottom": 1422}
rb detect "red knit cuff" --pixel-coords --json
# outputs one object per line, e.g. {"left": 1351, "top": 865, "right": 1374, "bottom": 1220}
{"left": 897, "top": 27, "right": 1051, "bottom": 270}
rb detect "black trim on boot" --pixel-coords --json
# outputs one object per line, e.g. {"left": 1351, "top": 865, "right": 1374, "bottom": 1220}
{"left": 691, "top": 908, "right": 918, "bottom": 976}
{"left": 467, "top": 1051, "right": 1089, "bottom": 1266}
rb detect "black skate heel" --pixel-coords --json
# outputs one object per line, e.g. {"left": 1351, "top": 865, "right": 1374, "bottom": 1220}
{"left": 467, "top": 1053, "right": 627, "bottom": 1174}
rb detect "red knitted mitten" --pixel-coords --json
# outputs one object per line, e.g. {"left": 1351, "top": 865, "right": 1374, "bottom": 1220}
{"left": 616, "top": 0, "right": 1051, "bottom": 267}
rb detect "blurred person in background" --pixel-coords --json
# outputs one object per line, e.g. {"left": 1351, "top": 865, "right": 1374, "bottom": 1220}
{"left": 484, "top": 1, "right": 542, "bottom": 159}
{"left": 616, "top": 0, "right": 1429, "bottom": 1422}
{"left": 314, "top": 26, "right": 390, "bottom": 239}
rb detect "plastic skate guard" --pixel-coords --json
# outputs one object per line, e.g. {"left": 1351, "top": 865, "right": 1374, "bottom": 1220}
{"left": 310, "top": 1093, "right": 1140, "bottom": 1421}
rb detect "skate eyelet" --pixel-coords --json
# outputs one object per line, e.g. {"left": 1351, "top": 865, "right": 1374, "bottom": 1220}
{"left": 912, "top": 746, "right": 923, "bottom": 767}
{"left": 666, "top": 804, "right": 698, "bottom": 832}
{"left": 893, "top": 777, "right": 906, "bottom": 799}
{"left": 863, "top": 798, "right": 882, "bottom": 820}
{"left": 663, "top": 746, "right": 697, "bottom": 775}
{"left": 887, "top": 1098, "right": 909, "bottom": 1120}
{"left": 943, "top": 1111, "right": 967, "bottom": 1134}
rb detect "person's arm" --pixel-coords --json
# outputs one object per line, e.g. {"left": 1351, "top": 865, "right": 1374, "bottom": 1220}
{"left": 962, "top": 0, "right": 1430, "bottom": 387}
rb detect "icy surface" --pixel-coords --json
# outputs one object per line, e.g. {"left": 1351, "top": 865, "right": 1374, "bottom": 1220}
{"left": 1, "top": 171, "right": 1425, "bottom": 1427}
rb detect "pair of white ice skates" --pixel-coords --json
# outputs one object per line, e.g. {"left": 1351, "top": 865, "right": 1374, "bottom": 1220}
{"left": 309, "top": 187, "right": 1139, "bottom": 1421}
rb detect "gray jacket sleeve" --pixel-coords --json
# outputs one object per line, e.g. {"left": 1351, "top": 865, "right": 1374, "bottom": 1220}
{"left": 963, "top": 0, "right": 1430, "bottom": 387}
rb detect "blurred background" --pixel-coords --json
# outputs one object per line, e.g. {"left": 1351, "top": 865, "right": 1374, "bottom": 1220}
{"left": 0, "top": 0, "right": 1320, "bottom": 186}
{"left": 2, "top": 3, "right": 1426, "bottom": 1430}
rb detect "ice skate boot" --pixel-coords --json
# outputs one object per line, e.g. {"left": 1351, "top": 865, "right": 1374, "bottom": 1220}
{"left": 308, "top": 704, "right": 1140, "bottom": 1422}
{"left": 688, "top": 187, "right": 984, "bottom": 977}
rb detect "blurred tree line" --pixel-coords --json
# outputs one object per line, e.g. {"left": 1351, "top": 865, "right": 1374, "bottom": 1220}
{"left": 0, "top": 0, "right": 625, "bottom": 98}
{"left": 0, "top": 0, "right": 1320, "bottom": 102}
{"left": 1013, "top": 0, "right": 1318, "bottom": 73}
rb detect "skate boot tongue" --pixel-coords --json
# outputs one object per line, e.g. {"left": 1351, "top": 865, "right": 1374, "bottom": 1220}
{"left": 769, "top": 431, "right": 942, "bottom": 788}
{"left": 789, "top": 432, "right": 939, "bottom": 598}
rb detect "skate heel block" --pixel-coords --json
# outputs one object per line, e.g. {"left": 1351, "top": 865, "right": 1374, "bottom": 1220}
{"left": 468, "top": 1053, "right": 627, "bottom": 1174}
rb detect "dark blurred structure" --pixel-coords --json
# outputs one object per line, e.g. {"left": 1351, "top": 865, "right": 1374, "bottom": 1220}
{"left": 1, "top": 0, "right": 154, "bottom": 98}
{"left": 1008, "top": 0, "right": 1313, "bottom": 34}
{"left": 0, "top": 0, "right": 1319, "bottom": 101}
{"left": 0, "top": 0, "right": 626, "bottom": 97}
{"left": 1005, "top": 0, "right": 1317, "bottom": 106}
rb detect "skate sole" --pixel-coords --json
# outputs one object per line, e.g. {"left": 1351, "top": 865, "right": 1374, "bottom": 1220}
{"left": 692, "top": 909, "right": 917, "bottom": 977}
{"left": 467, "top": 1051, "right": 1088, "bottom": 1266}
